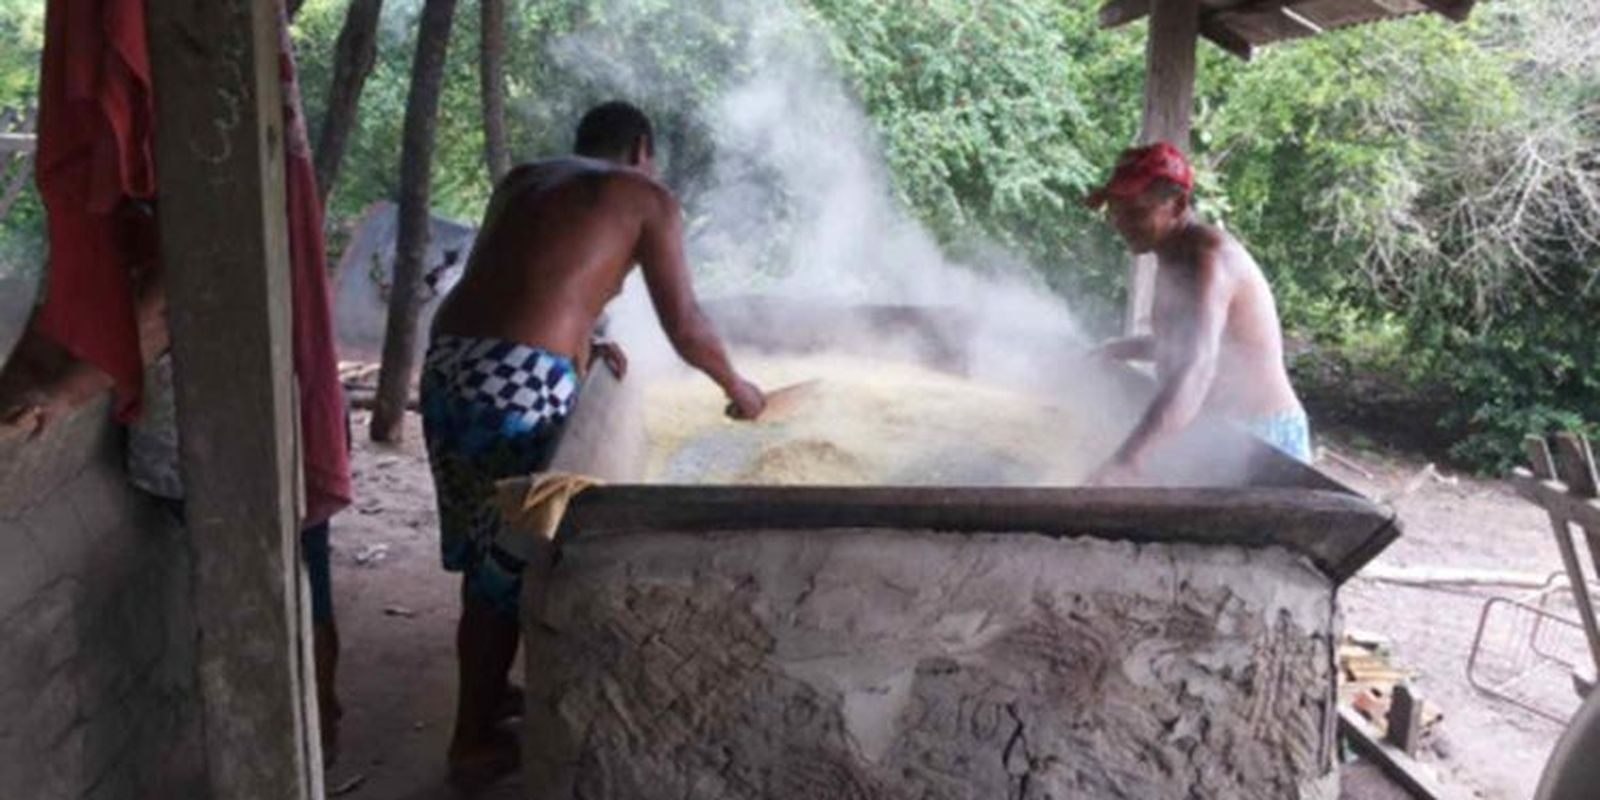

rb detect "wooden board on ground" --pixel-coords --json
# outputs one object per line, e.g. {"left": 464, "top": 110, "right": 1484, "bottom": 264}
{"left": 1339, "top": 708, "right": 1456, "bottom": 800}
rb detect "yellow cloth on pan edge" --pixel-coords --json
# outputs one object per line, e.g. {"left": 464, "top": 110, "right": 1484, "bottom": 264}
{"left": 494, "top": 472, "right": 600, "bottom": 545}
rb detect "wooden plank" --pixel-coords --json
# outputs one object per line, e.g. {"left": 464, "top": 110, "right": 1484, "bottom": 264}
{"left": 146, "top": 1, "right": 316, "bottom": 797}
{"left": 1511, "top": 471, "right": 1600, "bottom": 533}
{"left": 1359, "top": 564, "right": 1553, "bottom": 589}
{"left": 1126, "top": 0, "right": 1199, "bottom": 335}
{"left": 1279, "top": 6, "right": 1325, "bottom": 34}
{"left": 559, "top": 484, "right": 1397, "bottom": 584}
{"left": 1526, "top": 435, "right": 1558, "bottom": 480}
{"left": 0, "top": 132, "right": 34, "bottom": 155}
{"left": 1552, "top": 433, "right": 1599, "bottom": 498}
{"left": 1510, "top": 470, "right": 1600, "bottom": 670}
{"left": 1386, "top": 684, "right": 1422, "bottom": 754}
{"left": 1339, "top": 707, "right": 1455, "bottom": 800}
{"left": 1552, "top": 436, "right": 1600, "bottom": 645}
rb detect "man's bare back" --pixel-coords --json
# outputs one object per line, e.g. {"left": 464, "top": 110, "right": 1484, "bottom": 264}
{"left": 1151, "top": 223, "right": 1301, "bottom": 420}
{"left": 432, "top": 157, "right": 657, "bottom": 369}
{"left": 432, "top": 155, "right": 762, "bottom": 416}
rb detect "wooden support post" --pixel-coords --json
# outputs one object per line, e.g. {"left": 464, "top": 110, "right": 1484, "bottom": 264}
{"left": 1125, "top": 0, "right": 1199, "bottom": 335}
{"left": 146, "top": 2, "right": 317, "bottom": 797}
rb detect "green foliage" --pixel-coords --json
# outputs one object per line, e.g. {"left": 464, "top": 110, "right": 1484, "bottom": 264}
{"left": 1, "top": 0, "right": 1595, "bottom": 470}
{"left": 1196, "top": 1, "right": 1600, "bottom": 469}
{"left": 808, "top": 0, "right": 1133, "bottom": 310}
{"left": 0, "top": 0, "right": 44, "bottom": 285}
{"left": 294, "top": 0, "right": 495, "bottom": 223}
{"left": 0, "top": 0, "right": 41, "bottom": 111}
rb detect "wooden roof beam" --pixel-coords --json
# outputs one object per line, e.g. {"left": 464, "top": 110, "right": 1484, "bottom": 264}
{"left": 1100, "top": 0, "right": 1150, "bottom": 30}
{"left": 1419, "top": 0, "right": 1477, "bottom": 23}
{"left": 1201, "top": 17, "right": 1255, "bottom": 60}
{"left": 1279, "top": 6, "right": 1325, "bottom": 34}
{"left": 1100, "top": 0, "right": 1255, "bottom": 60}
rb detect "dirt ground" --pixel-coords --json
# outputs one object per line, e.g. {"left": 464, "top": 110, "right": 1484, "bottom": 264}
{"left": 322, "top": 411, "right": 521, "bottom": 799}
{"left": 1317, "top": 427, "right": 1571, "bottom": 800}
{"left": 322, "top": 410, "right": 1570, "bottom": 798}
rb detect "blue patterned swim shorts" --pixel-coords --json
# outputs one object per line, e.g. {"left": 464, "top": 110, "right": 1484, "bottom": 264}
{"left": 1239, "top": 409, "right": 1313, "bottom": 463}
{"left": 420, "top": 335, "right": 579, "bottom": 618}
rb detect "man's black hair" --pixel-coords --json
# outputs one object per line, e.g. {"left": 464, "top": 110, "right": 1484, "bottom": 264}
{"left": 574, "top": 101, "right": 653, "bottom": 160}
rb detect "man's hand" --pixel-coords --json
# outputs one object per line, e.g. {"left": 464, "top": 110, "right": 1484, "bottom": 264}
{"left": 590, "top": 338, "right": 628, "bottom": 379}
{"left": 723, "top": 378, "right": 766, "bottom": 421}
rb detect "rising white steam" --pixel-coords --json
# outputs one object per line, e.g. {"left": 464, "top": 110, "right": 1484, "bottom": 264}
{"left": 545, "top": 0, "right": 1091, "bottom": 398}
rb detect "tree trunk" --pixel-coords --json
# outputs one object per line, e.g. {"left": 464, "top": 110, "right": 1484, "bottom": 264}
{"left": 370, "top": 0, "right": 458, "bottom": 443}
{"left": 479, "top": 0, "right": 511, "bottom": 183}
{"left": 313, "top": 0, "right": 384, "bottom": 208}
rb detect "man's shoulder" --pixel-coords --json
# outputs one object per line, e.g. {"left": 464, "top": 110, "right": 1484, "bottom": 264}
{"left": 506, "top": 158, "right": 674, "bottom": 211}
{"left": 1185, "top": 221, "right": 1236, "bottom": 253}
{"left": 1187, "top": 222, "right": 1259, "bottom": 275}
{"left": 604, "top": 170, "right": 677, "bottom": 218}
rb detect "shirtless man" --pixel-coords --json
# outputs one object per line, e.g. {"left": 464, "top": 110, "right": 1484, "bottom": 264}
{"left": 421, "top": 100, "right": 765, "bottom": 785}
{"left": 1084, "top": 141, "right": 1308, "bottom": 486}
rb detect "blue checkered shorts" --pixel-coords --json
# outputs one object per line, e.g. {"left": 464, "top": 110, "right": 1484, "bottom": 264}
{"left": 421, "top": 335, "right": 579, "bottom": 618}
{"left": 1240, "top": 409, "right": 1313, "bottom": 463}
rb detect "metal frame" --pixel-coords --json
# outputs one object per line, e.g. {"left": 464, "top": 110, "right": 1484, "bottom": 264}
{"left": 1467, "top": 572, "right": 1593, "bottom": 722}
{"left": 1469, "top": 434, "right": 1600, "bottom": 722}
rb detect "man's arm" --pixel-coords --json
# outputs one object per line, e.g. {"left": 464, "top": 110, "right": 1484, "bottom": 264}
{"left": 1090, "top": 335, "right": 1155, "bottom": 362}
{"left": 634, "top": 187, "right": 765, "bottom": 419}
{"left": 1096, "top": 253, "right": 1231, "bottom": 480}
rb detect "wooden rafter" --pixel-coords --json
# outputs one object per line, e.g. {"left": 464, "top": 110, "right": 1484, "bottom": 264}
{"left": 1419, "top": 0, "right": 1477, "bottom": 23}
{"left": 1101, "top": 0, "right": 1255, "bottom": 59}
{"left": 1099, "top": 0, "right": 1480, "bottom": 60}
{"left": 1100, "top": 0, "right": 1151, "bottom": 29}
{"left": 1279, "top": 6, "right": 1324, "bottom": 34}
{"left": 1200, "top": 17, "right": 1255, "bottom": 60}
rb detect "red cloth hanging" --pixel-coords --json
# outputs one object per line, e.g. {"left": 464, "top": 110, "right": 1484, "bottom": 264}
{"left": 34, "top": 0, "right": 351, "bottom": 525}
{"left": 34, "top": 0, "right": 156, "bottom": 421}
{"left": 277, "top": 10, "right": 352, "bottom": 526}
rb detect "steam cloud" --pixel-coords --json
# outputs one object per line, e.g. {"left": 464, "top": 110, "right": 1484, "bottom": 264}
{"left": 544, "top": 0, "right": 1090, "bottom": 393}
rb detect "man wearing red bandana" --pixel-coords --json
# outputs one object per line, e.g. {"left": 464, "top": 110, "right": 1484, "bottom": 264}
{"left": 1085, "top": 141, "right": 1309, "bottom": 484}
